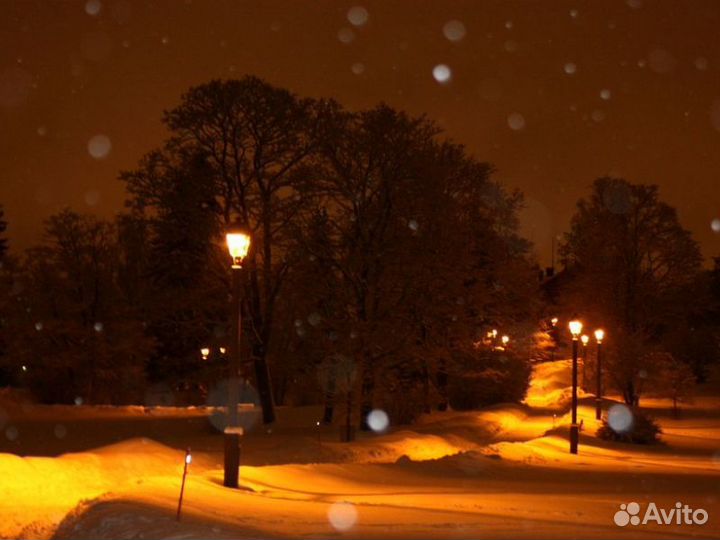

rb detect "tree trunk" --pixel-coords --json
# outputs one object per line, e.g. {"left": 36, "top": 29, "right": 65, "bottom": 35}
{"left": 252, "top": 342, "right": 276, "bottom": 424}
{"left": 322, "top": 367, "right": 336, "bottom": 424}
{"left": 359, "top": 359, "right": 374, "bottom": 431}
{"left": 436, "top": 358, "right": 448, "bottom": 411}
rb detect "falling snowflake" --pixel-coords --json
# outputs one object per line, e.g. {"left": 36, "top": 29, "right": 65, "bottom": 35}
{"left": 367, "top": 409, "right": 389, "bottom": 432}
{"left": 648, "top": 49, "right": 676, "bottom": 74}
{"left": 351, "top": 62, "right": 365, "bottom": 75}
{"left": 711, "top": 219, "right": 720, "bottom": 233}
{"left": 88, "top": 134, "right": 111, "bottom": 159}
{"left": 591, "top": 109, "right": 606, "bottom": 122}
{"left": 85, "top": 190, "right": 100, "bottom": 206}
{"left": 432, "top": 64, "right": 451, "bottom": 84}
{"left": 337, "top": 28, "right": 355, "bottom": 44}
{"left": 328, "top": 502, "right": 358, "bottom": 532}
{"left": 85, "top": 0, "right": 102, "bottom": 16}
{"left": 507, "top": 112, "right": 525, "bottom": 130}
{"left": 347, "top": 6, "right": 368, "bottom": 27}
{"left": 607, "top": 404, "right": 634, "bottom": 433}
{"left": 564, "top": 62, "right": 577, "bottom": 75}
{"left": 442, "top": 20, "right": 466, "bottom": 42}
{"left": 600, "top": 89, "right": 612, "bottom": 100}
{"left": 695, "top": 57, "right": 708, "bottom": 71}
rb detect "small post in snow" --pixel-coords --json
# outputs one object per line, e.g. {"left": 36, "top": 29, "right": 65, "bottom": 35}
{"left": 176, "top": 447, "right": 192, "bottom": 521}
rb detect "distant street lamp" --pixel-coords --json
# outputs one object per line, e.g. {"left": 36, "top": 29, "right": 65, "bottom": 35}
{"left": 580, "top": 335, "right": 589, "bottom": 389}
{"left": 551, "top": 317, "right": 558, "bottom": 327}
{"left": 550, "top": 317, "right": 559, "bottom": 360}
{"left": 501, "top": 335, "right": 510, "bottom": 347}
{"left": 568, "top": 319, "right": 583, "bottom": 454}
{"left": 594, "top": 329, "right": 605, "bottom": 420}
{"left": 200, "top": 347, "right": 210, "bottom": 361}
{"left": 224, "top": 223, "right": 251, "bottom": 488}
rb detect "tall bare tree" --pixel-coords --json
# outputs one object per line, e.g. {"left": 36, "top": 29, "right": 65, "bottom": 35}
{"left": 123, "top": 77, "right": 329, "bottom": 423}
{"left": 561, "top": 177, "right": 702, "bottom": 404}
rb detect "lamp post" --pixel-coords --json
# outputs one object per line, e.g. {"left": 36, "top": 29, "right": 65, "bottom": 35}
{"left": 224, "top": 223, "right": 251, "bottom": 488}
{"left": 568, "top": 319, "right": 583, "bottom": 454}
{"left": 594, "top": 329, "right": 605, "bottom": 420}
{"left": 580, "top": 335, "right": 589, "bottom": 390}
{"left": 550, "top": 317, "right": 558, "bottom": 360}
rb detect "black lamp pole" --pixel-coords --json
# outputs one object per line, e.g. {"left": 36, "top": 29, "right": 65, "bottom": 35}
{"left": 570, "top": 336, "right": 579, "bottom": 454}
{"left": 224, "top": 263, "right": 242, "bottom": 488}
{"left": 595, "top": 341, "right": 603, "bottom": 420}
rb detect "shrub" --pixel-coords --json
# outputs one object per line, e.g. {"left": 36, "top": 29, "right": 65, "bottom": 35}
{"left": 447, "top": 349, "right": 531, "bottom": 411}
{"left": 596, "top": 408, "right": 662, "bottom": 444}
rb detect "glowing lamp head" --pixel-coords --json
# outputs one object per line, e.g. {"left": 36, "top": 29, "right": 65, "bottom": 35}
{"left": 569, "top": 319, "right": 583, "bottom": 339}
{"left": 226, "top": 224, "right": 251, "bottom": 268}
{"left": 501, "top": 335, "right": 510, "bottom": 345}
{"left": 581, "top": 335, "right": 589, "bottom": 346}
{"left": 185, "top": 453, "right": 192, "bottom": 465}
{"left": 219, "top": 347, "right": 227, "bottom": 355}
{"left": 200, "top": 347, "right": 210, "bottom": 359}
{"left": 551, "top": 317, "right": 558, "bottom": 327}
{"left": 594, "top": 329, "right": 605, "bottom": 344}
{"left": 492, "top": 329, "right": 498, "bottom": 338}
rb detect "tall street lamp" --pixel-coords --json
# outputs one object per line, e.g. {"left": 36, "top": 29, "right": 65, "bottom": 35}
{"left": 580, "top": 334, "right": 589, "bottom": 389}
{"left": 224, "top": 223, "right": 251, "bottom": 488}
{"left": 568, "top": 319, "right": 583, "bottom": 454}
{"left": 594, "top": 329, "right": 605, "bottom": 420}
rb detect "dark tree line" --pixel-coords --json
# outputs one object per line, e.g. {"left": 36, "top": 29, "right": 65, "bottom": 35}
{"left": 0, "top": 77, "right": 538, "bottom": 431}
{"left": 117, "top": 77, "right": 537, "bottom": 429}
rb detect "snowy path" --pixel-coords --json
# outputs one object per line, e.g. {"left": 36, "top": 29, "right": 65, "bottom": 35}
{"left": 1, "top": 360, "right": 719, "bottom": 539}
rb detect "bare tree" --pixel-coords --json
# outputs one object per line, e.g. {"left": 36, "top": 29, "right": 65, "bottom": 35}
{"left": 123, "top": 77, "right": 330, "bottom": 423}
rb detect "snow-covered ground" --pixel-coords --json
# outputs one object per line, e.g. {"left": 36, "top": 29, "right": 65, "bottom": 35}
{"left": 1, "top": 360, "right": 719, "bottom": 539}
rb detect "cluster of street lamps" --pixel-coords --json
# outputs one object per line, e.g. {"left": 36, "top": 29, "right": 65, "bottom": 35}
{"left": 565, "top": 318, "right": 605, "bottom": 455}
{"left": 479, "top": 328, "right": 511, "bottom": 350}
{"left": 199, "top": 347, "right": 226, "bottom": 361}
